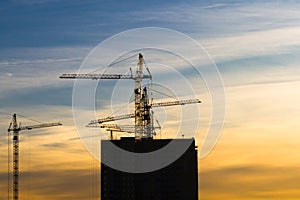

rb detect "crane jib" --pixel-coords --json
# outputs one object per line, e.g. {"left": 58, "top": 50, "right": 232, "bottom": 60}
{"left": 59, "top": 74, "right": 151, "bottom": 80}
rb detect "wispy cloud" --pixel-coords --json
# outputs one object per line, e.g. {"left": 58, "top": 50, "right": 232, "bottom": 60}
{"left": 128, "top": 1, "right": 300, "bottom": 36}
{"left": 0, "top": 168, "right": 99, "bottom": 200}
{"left": 202, "top": 26, "right": 300, "bottom": 62}
{"left": 12, "top": 0, "right": 65, "bottom": 5}
{"left": 200, "top": 164, "right": 300, "bottom": 199}
{"left": 0, "top": 46, "right": 90, "bottom": 97}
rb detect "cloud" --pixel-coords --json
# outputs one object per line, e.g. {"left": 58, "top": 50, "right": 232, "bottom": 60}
{"left": 119, "top": 1, "right": 300, "bottom": 71}
{"left": 202, "top": 26, "right": 300, "bottom": 62}
{"left": 0, "top": 168, "right": 99, "bottom": 200}
{"left": 202, "top": 3, "right": 228, "bottom": 10}
{"left": 42, "top": 141, "right": 69, "bottom": 148}
{"left": 200, "top": 164, "right": 300, "bottom": 199}
{"left": 0, "top": 58, "right": 80, "bottom": 66}
{"left": 12, "top": 0, "right": 65, "bottom": 5}
{"left": 0, "top": 86, "right": 73, "bottom": 108}
{"left": 4, "top": 72, "right": 13, "bottom": 77}
{"left": 0, "top": 46, "right": 91, "bottom": 96}
{"left": 128, "top": 1, "right": 300, "bottom": 36}
{"left": 1, "top": 1, "right": 299, "bottom": 96}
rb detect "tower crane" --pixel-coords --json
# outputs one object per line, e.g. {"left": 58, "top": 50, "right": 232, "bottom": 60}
{"left": 60, "top": 53, "right": 201, "bottom": 140}
{"left": 7, "top": 114, "right": 62, "bottom": 200}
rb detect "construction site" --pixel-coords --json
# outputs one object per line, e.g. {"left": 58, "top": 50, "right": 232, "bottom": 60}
{"left": 2, "top": 1, "right": 300, "bottom": 199}
{"left": 4, "top": 53, "right": 201, "bottom": 200}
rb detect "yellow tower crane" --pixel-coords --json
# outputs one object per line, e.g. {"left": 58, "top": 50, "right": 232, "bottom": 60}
{"left": 60, "top": 53, "right": 201, "bottom": 140}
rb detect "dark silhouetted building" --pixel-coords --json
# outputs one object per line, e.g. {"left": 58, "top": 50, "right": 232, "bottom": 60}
{"left": 101, "top": 137, "right": 198, "bottom": 200}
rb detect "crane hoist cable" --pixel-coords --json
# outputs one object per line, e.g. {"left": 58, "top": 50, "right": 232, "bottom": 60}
{"left": 149, "top": 88, "right": 178, "bottom": 100}
{"left": 16, "top": 114, "right": 43, "bottom": 124}
{"left": 86, "top": 53, "right": 139, "bottom": 75}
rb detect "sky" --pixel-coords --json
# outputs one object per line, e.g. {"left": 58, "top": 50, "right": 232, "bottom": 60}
{"left": 1, "top": 0, "right": 300, "bottom": 199}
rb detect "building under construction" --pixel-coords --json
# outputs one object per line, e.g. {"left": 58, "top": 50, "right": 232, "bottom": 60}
{"left": 101, "top": 137, "right": 198, "bottom": 200}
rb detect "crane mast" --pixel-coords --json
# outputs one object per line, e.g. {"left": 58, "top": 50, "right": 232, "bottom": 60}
{"left": 11, "top": 114, "right": 19, "bottom": 200}
{"left": 134, "top": 53, "right": 151, "bottom": 139}
{"left": 7, "top": 114, "right": 62, "bottom": 200}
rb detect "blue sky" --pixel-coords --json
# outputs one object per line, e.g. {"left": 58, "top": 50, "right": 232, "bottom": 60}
{"left": 2, "top": 0, "right": 298, "bottom": 47}
{"left": 1, "top": 0, "right": 193, "bottom": 47}
{"left": 1, "top": 0, "right": 300, "bottom": 109}
{"left": 1, "top": 0, "right": 300, "bottom": 199}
